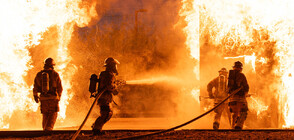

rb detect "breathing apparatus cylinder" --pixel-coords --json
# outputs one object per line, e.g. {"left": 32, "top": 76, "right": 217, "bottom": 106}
{"left": 218, "top": 75, "right": 227, "bottom": 94}
{"left": 89, "top": 74, "right": 98, "bottom": 96}
{"left": 41, "top": 72, "right": 50, "bottom": 94}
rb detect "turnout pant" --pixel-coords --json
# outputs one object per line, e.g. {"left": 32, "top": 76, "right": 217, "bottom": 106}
{"left": 214, "top": 102, "right": 231, "bottom": 127}
{"left": 42, "top": 112, "right": 58, "bottom": 131}
{"left": 92, "top": 105, "right": 113, "bottom": 131}
{"left": 229, "top": 101, "right": 248, "bottom": 129}
{"left": 40, "top": 100, "right": 59, "bottom": 131}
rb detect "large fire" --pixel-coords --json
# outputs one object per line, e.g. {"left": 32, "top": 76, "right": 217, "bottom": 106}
{"left": 180, "top": 0, "right": 199, "bottom": 79}
{"left": 0, "top": 0, "right": 96, "bottom": 129}
{"left": 180, "top": 0, "right": 200, "bottom": 103}
{"left": 180, "top": 0, "right": 294, "bottom": 128}
{"left": 1, "top": 0, "right": 294, "bottom": 130}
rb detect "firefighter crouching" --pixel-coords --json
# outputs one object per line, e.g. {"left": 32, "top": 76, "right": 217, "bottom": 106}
{"left": 92, "top": 57, "right": 119, "bottom": 135}
{"left": 207, "top": 68, "right": 231, "bottom": 130}
{"left": 33, "top": 58, "right": 63, "bottom": 131}
{"left": 228, "top": 61, "right": 249, "bottom": 130}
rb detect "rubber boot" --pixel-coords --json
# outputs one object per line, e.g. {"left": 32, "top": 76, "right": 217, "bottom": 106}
{"left": 92, "top": 129, "right": 105, "bottom": 135}
{"left": 213, "top": 122, "right": 220, "bottom": 130}
{"left": 234, "top": 126, "right": 242, "bottom": 130}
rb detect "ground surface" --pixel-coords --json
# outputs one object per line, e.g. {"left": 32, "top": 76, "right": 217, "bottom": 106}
{"left": 0, "top": 117, "right": 288, "bottom": 139}
{"left": 2, "top": 130, "right": 294, "bottom": 140}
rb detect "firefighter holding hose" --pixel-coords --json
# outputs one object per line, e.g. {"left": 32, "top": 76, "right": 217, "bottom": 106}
{"left": 91, "top": 57, "right": 120, "bottom": 135}
{"left": 33, "top": 57, "right": 63, "bottom": 131}
{"left": 228, "top": 61, "right": 249, "bottom": 130}
{"left": 207, "top": 68, "right": 231, "bottom": 130}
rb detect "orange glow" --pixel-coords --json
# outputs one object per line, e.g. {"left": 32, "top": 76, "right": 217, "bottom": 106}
{"left": 198, "top": 0, "right": 294, "bottom": 127}
{"left": 224, "top": 53, "right": 256, "bottom": 72}
{"left": 180, "top": 0, "right": 199, "bottom": 79}
{"left": 0, "top": 0, "right": 96, "bottom": 128}
{"left": 190, "top": 88, "right": 200, "bottom": 103}
{"left": 180, "top": 0, "right": 200, "bottom": 103}
{"left": 248, "top": 96, "right": 268, "bottom": 117}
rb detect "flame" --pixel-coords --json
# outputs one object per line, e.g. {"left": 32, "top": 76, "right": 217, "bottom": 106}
{"left": 55, "top": 25, "right": 77, "bottom": 121}
{"left": 198, "top": 0, "right": 294, "bottom": 128}
{"left": 224, "top": 53, "right": 256, "bottom": 71}
{"left": 0, "top": 0, "right": 96, "bottom": 128}
{"left": 190, "top": 88, "right": 200, "bottom": 103}
{"left": 180, "top": 0, "right": 200, "bottom": 104}
{"left": 248, "top": 95, "right": 268, "bottom": 117}
{"left": 180, "top": 0, "right": 200, "bottom": 80}
{"left": 280, "top": 66, "right": 294, "bottom": 127}
{"left": 180, "top": 0, "right": 294, "bottom": 128}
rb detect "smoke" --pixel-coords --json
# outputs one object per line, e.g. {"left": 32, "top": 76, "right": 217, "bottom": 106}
{"left": 54, "top": 0, "right": 202, "bottom": 129}
{"left": 3, "top": 0, "right": 200, "bottom": 130}
{"left": 23, "top": 0, "right": 97, "bottom": 129}
{"left": 198, "top": 0, "right": 285, "bottom": 128}
{"left": 8, "top": 0, "right": 281, "bottom": 130}
{"left": 16, "top": 0, "right": 293, "bottom": 130}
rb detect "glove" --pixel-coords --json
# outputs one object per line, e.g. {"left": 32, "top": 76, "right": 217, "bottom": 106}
{"left": 113, "top": 90, "right": 119, "bottom": 95}
{"left": 90, "top": 93, "right": 96, "bottom": 98}
{"left": 34, "top": 95, "right": 39, "bottom": 103}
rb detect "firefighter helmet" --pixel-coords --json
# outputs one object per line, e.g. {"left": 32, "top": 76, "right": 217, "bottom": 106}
{"left": 218, "top": 67, "right": 228, "bottom": 73}
{"left": 44, "top": 57, "right": 55, "bottom": 66}
{"left": 104, "top": 57, "right": 120, "bottom": 66}
{"left": 233, "top": 61, "right": 243, "bottom": 68}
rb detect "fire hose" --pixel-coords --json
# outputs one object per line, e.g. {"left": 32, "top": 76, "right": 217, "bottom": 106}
{"left": 71, "top": 88, "right": 106, "bottom": 140}
{"left": 119, "top": 87, "right": 242, "bottom": 140}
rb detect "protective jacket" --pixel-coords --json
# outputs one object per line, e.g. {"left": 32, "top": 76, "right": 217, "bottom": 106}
{"left": 228, "top": 70, "right": 249, "bottom": 97}
{"left": 207, "top": 75, "right": 228, "bottom": 100}
{"left": 97, "top": 70, "right": 118, "bottom": 105}
{"left": 207, "top": 74, "right": 230, "bottom": 129}
{"left": 33, "top": 67, "right": 62, "bottom": 130}
{"left": 33, "top": 69, "right": 63, "bottom": 101}
{"left": 92, "top": 70, "right": 118, "bottom": 132}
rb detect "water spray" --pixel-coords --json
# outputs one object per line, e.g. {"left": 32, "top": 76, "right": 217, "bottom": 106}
{"left": 126, "top": 76, "right": 182, "bottom": 85}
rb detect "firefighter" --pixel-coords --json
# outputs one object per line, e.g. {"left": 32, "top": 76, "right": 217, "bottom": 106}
{"left": 207, "top": 68, "right": 231, "bottom": 130}
{"left": 33, "top": 57, "right": 63, "bottom": 131}
{"left": 228, "top": 61, "right": 249, "bottom": 130}
{"left": 92, "top": 57, "right": 119, "bottom": 135}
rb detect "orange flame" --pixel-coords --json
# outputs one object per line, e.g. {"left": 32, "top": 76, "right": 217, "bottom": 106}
{"left": 0, "top": 0, "right": 96, "bottom": 128}
{"left": 224, "top": 53, "right": 256, "bottom": 72}
{"left": 180, "top": 0, "right": 200, "bottom": 103}
{"left": 198, "top": 0, "right": 294, "bottom": 127}
{"left": 248, "top": 96, "right": 268, "bottom": 117}
{"left": 190, "top": 89, "right": 200, "bottom": 103}
{"left": 180, "top": 0, "right": 199, "bottom": 79}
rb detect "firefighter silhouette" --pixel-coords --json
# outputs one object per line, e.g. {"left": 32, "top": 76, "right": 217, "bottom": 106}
{"left": 207, "top": 68, "right": 231, "bottom": 129}
{"left": 33, "top": 57, "right": 62, "bottom": 131}
{"left": 92, "top": 57, "right": 119, "bottom": 135}
{"left": 228, "top": 61, "right": 249, "bottom": 130}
